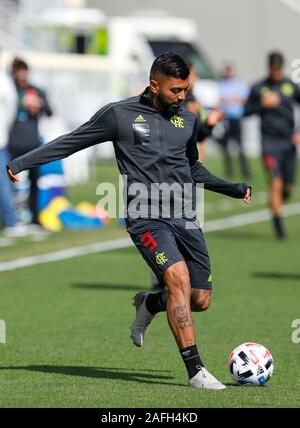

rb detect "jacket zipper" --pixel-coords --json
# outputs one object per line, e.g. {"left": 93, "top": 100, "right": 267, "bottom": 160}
{"left": 156, "top": 114, "right": 164, "bottom": 182}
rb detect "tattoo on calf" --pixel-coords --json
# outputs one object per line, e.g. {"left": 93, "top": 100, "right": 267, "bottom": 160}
{"left": 173, "top": 305, "right": 192, "bottom": 329}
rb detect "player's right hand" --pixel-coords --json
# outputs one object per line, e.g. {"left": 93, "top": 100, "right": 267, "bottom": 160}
{"left": 6, "top": 167, "right": 20, "bottom": 183}
{"left": 206, "top": 108, "right": 225, "bottom": 127}
{"left": 261, "top": 91, "right": 280, "bottom": 109}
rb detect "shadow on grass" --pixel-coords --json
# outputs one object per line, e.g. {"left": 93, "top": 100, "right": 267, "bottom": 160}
{"left": 223, "top": 382, "right": 245, "bottom": 387}
{"left": 252, "top": 272, "right": 300, "bottom": 281}
{"left": 224, "top": 382, "right": 269, "bottom": 388}
{"left": 72, "top": 283, "right": 145, "bottom": 292}
{"left": 0, "top": 365, "right": 183, "bottom": 387}
{"left": 213, "top": 231, "right": 271, "bottom": 242}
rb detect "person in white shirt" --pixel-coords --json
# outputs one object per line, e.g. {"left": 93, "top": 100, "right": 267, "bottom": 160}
{"left": 218, "top": 63, "right": 251, "bottom": 179}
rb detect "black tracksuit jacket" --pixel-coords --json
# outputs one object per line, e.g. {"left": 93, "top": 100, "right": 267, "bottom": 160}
{"left": 244, "top": 77, "right": 300, "bottom": 141}
{"left": 9, "top": 88, "right": 249, "bottom": 229}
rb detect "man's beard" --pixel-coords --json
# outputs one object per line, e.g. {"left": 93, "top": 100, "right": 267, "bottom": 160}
{"left": 157, "top": 93, "right": 181, "bottom": 114}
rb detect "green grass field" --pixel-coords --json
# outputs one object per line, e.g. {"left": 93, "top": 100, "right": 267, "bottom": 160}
{"left": 0, "top": 157, "right": 300, "bottom": 408}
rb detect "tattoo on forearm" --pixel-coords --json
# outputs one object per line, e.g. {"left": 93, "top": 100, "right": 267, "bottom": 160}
{"left": 173, "top": 305, "right": 192, "bottom": 329}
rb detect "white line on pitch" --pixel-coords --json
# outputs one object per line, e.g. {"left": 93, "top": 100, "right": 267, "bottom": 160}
{"left": 204, "top": 202, "right": 300, "bottom": 232}
{"left": 0, "top": 202, "right": 300, "bottom": 273}
{"left": 0, "top": 237, "right": 132, "bottom": 273}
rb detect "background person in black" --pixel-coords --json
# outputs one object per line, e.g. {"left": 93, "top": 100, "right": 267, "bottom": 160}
{"left": 245, "top": 52, "right": 300, "bottom": 239}
{"left": 9, "top": 58, "right": 52, "bottom": 227}
{"left": 183, "top": 62, "right": 224, "bottom": 162}
{"left": 7, "top": 53, "right": 251, "bottom": 390}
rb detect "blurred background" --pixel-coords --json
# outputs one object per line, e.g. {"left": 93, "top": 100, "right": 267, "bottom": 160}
{"left": 2, "top": 0, "right": 300, "bottom": 156}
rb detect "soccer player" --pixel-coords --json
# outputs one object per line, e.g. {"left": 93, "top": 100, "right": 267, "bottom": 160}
{"left": 150, "top": 62, "right": 224, "bottom": 292}
{"left": 7, "top": 53, "right": 251, "bottom": 390}
{"left": 245, "top": 52, "right": 300, "bottom": 239}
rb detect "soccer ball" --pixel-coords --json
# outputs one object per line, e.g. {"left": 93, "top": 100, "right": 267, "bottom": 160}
{"left": 228, "top": 342, "right": 274, "bottom": 385}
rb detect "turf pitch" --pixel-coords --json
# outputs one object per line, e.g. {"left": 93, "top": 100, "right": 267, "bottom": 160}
{"left": 0, "top": 157, "right": 299, "bottom": 408}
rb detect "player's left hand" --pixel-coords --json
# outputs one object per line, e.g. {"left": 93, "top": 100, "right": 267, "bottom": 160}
{"left": 206, "top": 109, "right": 225, "bottom": 127}
{"left": 244, "top": 187, "right": 251, "bottom": 205}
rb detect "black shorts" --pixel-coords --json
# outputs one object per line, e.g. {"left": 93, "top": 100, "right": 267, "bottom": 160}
{"left": 129, "top": 218, "right": 212, "bottom": 290}
{"left": 262, "top": 138, "right": 297, "bottom": 185}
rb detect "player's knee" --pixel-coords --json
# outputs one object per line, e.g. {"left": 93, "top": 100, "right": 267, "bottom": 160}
{"left": 283, "top": 185, "right": 292, "bottom": 201}
{"left": 192, "top": 291, "right": 211, "bottom": 312}
{"left": 193, "top": 299, "right": 210, "bottom": 312}
{"left": 271, "top": 177, "right": 283, "bottom": 191}
{"left": 164, "top": 263, "right": 191, "bottom": 297}
{"left": 172, "top": 272, "right": 191, "bottom": 295}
